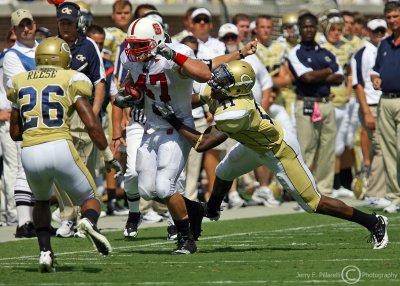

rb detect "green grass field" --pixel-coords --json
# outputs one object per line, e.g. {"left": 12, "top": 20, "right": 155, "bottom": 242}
{"left": 0, "top": 212, "right": 399, "bottom": 285}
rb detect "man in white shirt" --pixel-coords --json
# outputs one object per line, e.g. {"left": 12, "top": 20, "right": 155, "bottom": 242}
{"left": 191, "top": 8, "right": 226, "bottom": 59}
{"left": 2, "top": 9, "right": 39, "bottom": 238}
{"left": 0, "top": 29, "right": 18, "bottom": 227}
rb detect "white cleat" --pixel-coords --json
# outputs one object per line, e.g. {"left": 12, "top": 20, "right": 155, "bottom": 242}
{"left": 77, "top": 218, "right": 112, "bottom": 256}
{"left": 38, "top": 251, "right": 56, "bottom": 273}
{"left": 252, "top": 186, "right": 280, "bottom": 207}
{"left": 56, "top": 220, "right": 75, "bottom": 238}
{"left": 370, "top": 215, "right": 389, "bottom": 250}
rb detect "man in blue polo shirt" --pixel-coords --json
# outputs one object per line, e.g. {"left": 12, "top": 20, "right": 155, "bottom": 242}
{"left": 288, "top": 12, "right": 343, "bottom": 196}
{"left": 351, "top": 19, "right": 389, "bottom": 209}
{"left": 55, "top": 1, "right": 106, "bottom": 237}
{"left": 371, "top": 1, "right": 400, "bottom": 214}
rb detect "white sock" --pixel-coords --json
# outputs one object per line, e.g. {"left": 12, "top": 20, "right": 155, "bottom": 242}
{"left": 17, "top": 205, "right": 33, "bottom": 227}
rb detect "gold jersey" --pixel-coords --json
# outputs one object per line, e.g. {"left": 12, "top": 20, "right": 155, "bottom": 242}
{"left": 255, "top": 41, "right": 286, "bottom": 77}
{"left": 341, "top": 35, "right": 365, "bottom": 53}
{"left": 199, "top": 85, "right": 284, "bottom": 155}
{"left": 7, "top": 68, "right": 93, "bottom": 147}
{"left": 322, "top": 40, "right": 353, "bottom": 107}
{"left": 104, "top": 27, "right": 126, "bottom": 62}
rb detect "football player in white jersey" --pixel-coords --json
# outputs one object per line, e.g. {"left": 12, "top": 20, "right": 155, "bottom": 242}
{"left": 119, "top": 17, "right": 258, "bottom": 254}
{"left": 7, "top": 38, "right": 120, "bottom": 271}
{"left": 152, "top": 60, "right": 389, "bottom": 250}
{"left": 121, "top": 17, "right": 212, "bottom": 254}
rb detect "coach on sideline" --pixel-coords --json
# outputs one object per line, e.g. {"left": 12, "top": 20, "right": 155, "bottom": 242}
{"left": 371, "top": 1, "right": 400, "bottom": 213}
{"left": 288, "top": 12, "right": 343, "bottom": 196}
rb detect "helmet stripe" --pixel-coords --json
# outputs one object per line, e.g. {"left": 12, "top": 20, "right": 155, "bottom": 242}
{"left": 130, "top": 18, "right": 142, "bottom": 36}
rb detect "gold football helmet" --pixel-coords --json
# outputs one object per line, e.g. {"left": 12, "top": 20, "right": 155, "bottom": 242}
{"left": 208, "top": 60, "right": 256, "bottom": 97}
{"left": 35, "top": 37, "right": 71, "bottom": 69}
{"left": 281, "top": 12, "right": 299, "bottom": 39}
{"left": 319, "top": 8, "right": 343, "bottom": 35}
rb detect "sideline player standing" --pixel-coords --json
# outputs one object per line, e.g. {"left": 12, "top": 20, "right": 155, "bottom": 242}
{"left": 7, "top": 38, "right": 119, "bottom": 271}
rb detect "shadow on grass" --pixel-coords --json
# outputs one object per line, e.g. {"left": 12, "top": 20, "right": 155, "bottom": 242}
{"left": 199, "top": 246, "right": 317, "bottom": 253}
{"left": 119, "top": 249, "right": 172, "bottom": 255}
{"left": 23, "top": 266, "right": 103, "bottom": 273}
{"left": 113, "top": 236, "right": 166, "bottom": 242}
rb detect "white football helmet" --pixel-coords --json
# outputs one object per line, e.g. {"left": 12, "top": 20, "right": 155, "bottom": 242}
{"left": 125, "top": 17, "right": 166, "bottom": 62}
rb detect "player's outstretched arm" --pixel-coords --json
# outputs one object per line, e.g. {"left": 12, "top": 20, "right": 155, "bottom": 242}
{"left": 211, "top": 40, "right": 258, "bottom": 70}
{"left": 152, "top": 102, "right": 228, "bottom": 152}
{"left": 156, "top": 43, "right": 211, "bottom": 82}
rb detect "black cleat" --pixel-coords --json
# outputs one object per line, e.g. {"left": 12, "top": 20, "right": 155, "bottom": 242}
{"left": 171, "top": 236, "right": 197, "bottom": 255}
{"left": 369, "top": 214, "right": 389, "bottom": 250}
{"left": 167, "top": 225, "right": 178, "bottom": 240}
{"left": 202, "top": 202, "right": 221, "bottom": 221}
{"left": 124, "top": 212, "right": 142, "bottom": 239}
{"left": 15, "top": 221, "right": 36, "bottom": 238}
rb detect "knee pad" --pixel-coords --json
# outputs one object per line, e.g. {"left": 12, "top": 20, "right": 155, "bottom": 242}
{"left": 124, "top": 170, "right": 139, "bottom": 198}
{"left": 138, "top": 185, "right": 154, "bottom": 201}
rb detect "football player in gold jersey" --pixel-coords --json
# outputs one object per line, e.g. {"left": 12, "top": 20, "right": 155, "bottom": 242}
{"left": 152, "top": 60, "right": 389, "bottom": 250}
{"left": 7, "top": 38, "right": 120, "bottom": 272}
{"left": 319, "top": 9, "right": 358, "bottom": 198}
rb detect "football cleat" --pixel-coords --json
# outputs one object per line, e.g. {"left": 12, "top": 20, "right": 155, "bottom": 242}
{"left": 56, "top": 220, "right": 75, "bottom": 238}
{"left": 38, "top": 250, "right": 56, "bottom": 273}
{"left": 77, "top": 218, "right": 112, "bottom": 256}
{"left": 167, "top": 225, "right": 178, "bottom": 240}
{"left": 369, "top": 215, "right": 389, "bottom": 250}
{"left": 202, "top": 202, "right": 221, "bottom": 221}
{"left": 15, "top": 221, "right": 36, "bottom": 238}
{"left": 252, "top": 186, "right": 280, "bottom": 207}
{"left": 171, "top": 236, "right": 197, "bottom": 255}
{"left": 124, "top": 212, "right": 142, "bottom": 239}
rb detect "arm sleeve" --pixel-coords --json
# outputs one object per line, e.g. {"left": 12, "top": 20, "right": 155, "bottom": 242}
{"left": 86, "top": 37, "right": 106, "bottom": 85}
{"left": 288, "top": 47, "right": 313, "bottom": 78}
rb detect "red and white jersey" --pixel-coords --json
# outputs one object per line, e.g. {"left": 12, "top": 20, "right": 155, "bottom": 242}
{"left": 121, "top": 42, "right": 196, "bottom": 129}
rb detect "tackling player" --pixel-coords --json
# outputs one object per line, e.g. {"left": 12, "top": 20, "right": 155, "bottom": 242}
{"left": 7, "top": 38, "right": 120, "bottom": 272}
{"left": 152, "top": 60, "right": 389, "bottom": 250}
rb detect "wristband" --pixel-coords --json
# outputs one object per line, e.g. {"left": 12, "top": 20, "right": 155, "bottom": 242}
{"left": 194, "top": 133, "right": 204, "bottom": 150}
{"left": 173, "top": 53, "right": 189, "bottom": 66}
{"left": 238, "top": 49, "right": 245, "bottom": 59}
{"left": 102, "top": 146, "right": 114, "bottom": 162}
{"left": 112, "top": 136, "right": 122, "bottom": 141}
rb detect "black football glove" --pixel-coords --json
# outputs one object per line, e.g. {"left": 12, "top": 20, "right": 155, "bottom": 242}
{"left": 105, "top": 159, "right": 123, "bottom": 178}
{"left": 152, "top": 102, "right": 176, "bottom": 120}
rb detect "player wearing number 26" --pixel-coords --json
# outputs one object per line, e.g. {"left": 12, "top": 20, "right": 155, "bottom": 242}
{"left": 6, "top": 38, "right": 118, "bottom": 271}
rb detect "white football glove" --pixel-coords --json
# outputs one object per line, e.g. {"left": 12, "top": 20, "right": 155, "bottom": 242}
{"left": 156, "top": 42, "right": 176, "bottom": 60}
